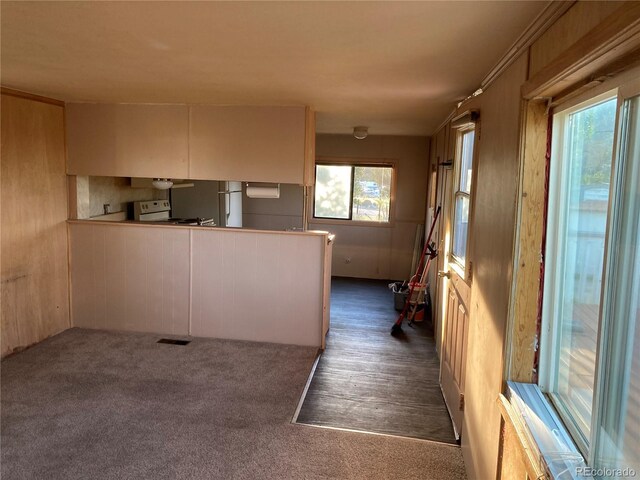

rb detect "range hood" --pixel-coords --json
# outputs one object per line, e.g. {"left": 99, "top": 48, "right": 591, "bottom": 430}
{"left": 130, "top": 177, "right": 194, "bottom": 189}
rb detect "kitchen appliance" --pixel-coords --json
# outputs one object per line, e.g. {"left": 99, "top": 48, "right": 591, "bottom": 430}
{"left": 133, "top": 200, "right": 215, "bottom": 226}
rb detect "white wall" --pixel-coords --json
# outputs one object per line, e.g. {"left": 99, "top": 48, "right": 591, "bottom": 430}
{"left": 308, "top": 135, "right": 429, "bottom": 280}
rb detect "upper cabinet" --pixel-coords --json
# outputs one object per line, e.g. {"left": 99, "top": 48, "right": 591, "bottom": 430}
{"left": 189, "top": 105, "right": 307, "bottom": 184}
{"left": 66, "top": 104, "right": 315, "bottom": 185}
{"left": 66, "top": 104, "right": 189, "bottom": 178}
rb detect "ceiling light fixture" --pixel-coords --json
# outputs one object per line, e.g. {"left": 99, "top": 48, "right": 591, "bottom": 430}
{"left": 353, "top": 126, "right": 368, "bottom": 140}
{"left": 152, "top": 178, "right": 173, "bottom": 190}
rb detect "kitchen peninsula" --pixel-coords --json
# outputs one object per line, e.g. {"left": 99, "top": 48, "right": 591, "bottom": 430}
{"left": 66, "top": 102, "right": 332, "bottom": 348}
{"left": 69, "top": 220, "right": 333, "bottom": 348}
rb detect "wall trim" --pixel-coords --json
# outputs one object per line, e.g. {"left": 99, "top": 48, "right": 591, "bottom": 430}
{"left": 522, "top": 2, "right": 640, "bottom": 100}
{"left": 480, "top": 1, "right": 576, "bottom": 91}
{"left": 434, "top": 109, "right": 456, "bottom": 135}
{"left": 1, "top": 87, "right": 65, "bottom": 106}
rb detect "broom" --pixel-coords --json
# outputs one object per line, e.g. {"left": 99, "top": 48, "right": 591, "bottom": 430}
{"left": 391, "top": 206, "right": 440, "bottom": 335}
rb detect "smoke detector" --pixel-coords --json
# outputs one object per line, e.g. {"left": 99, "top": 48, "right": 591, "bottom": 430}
{"left": 353, "top": 126, "right": 368, "bottom": 140}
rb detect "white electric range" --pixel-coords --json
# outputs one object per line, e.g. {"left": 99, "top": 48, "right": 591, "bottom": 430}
{"left": 133, "top": 200, "right": 215, "bottom": 226}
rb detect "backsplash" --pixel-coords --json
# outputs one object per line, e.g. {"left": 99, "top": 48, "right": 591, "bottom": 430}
{"left": 88, "top": 176, "right": 167, "bottom": 218}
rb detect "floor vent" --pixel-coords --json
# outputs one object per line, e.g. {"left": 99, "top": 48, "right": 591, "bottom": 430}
{"left": 157, "top": 338, "right": 191, "bottom": 346}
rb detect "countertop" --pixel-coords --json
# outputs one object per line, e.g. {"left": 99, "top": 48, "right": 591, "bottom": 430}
{"left": 67, "top": 219, "right": 332, "bottom": 238}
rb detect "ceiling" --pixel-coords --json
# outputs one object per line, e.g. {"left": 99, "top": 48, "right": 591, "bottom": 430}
{"left": 1, "top": 1, "right": 548, "bottom": 136}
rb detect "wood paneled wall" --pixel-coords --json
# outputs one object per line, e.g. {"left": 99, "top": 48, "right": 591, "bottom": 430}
{"left": 70, "top": 223, "right": 191, "bottom": 335}
{"left": 456, "top": 53, "right": 529, "bottom": 480}
{"left": 528, "top": 1, "right": 625, "bottom": 77}
{"left": 69, "top": 222, "right": 327, "bottom": 347}
{"left": 424, "top": 2, "right": 640, "bottom": 479}
{"left": 190, "top": 228, "right": 324, "bottom": 346}
{"left": 308, "top": 135, "right": 429, "bottom": 281}
{"left": 1, "top": 93, "right": 70, "bottom": 357}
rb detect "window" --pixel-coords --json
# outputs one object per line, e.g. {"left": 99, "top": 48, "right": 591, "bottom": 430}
{"left": 314, "top": 163, "right": 392, "bottom": 223}
{"left": 451, "top": 127, "right": 476, "bottom": 271}
{"left": 541, "top": 77, "right": 640, "bottom": 474}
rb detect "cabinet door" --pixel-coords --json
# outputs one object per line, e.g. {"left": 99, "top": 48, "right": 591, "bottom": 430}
{"left": 189, "top": 106, "right": 306, "bottom": 184}
{"left": 66, "top": 103, "right": 189, "bottom": 178}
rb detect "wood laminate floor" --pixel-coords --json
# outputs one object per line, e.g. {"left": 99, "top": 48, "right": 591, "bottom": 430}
{"left": 295, "top": 278, "right": 457, "bottom": 444}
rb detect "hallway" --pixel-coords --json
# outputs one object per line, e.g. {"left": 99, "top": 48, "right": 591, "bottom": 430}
{"left": 295, "top": 278, "right": 457, "bottom": 444}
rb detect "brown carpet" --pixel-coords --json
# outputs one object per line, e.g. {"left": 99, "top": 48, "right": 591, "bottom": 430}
{"left": 1, "top": 327, "right": 466, "bottom": 480}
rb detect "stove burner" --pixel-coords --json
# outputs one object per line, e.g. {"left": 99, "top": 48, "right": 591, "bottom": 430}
{"left": 170, "top": 217, "right": 215, "bottom": 226}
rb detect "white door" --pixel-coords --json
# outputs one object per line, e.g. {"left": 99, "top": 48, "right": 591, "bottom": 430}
{"left": 439, "top": 122, "right": 477, "bottom": 440}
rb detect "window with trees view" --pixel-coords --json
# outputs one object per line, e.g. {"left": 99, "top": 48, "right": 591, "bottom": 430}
{"left": 541, "top": 79, "right": 640, "bottom": 474}
{"left": 314, "top": 164, "right": 392, "bottom": 222}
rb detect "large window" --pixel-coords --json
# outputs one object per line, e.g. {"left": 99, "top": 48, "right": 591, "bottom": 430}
{"left": 541, "top": 78, "right": 640, "bottom": 474}
{"left": 314, "top": 163, "right": 392, "bottom": 223}
{"left": 451, "top": 127, "right": 476, "bottom": 271}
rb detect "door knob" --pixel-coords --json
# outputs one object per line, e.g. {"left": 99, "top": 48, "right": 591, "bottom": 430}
{"left": 438, "top": 270, "right": 450, "bottom": 279}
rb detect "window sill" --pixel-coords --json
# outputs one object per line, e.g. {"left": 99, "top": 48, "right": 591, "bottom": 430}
{"left": 309, "top": 217, "right": 394, "bottom": 228}
{"left": 506, "top": 382, "right": 587, "bottom": 480}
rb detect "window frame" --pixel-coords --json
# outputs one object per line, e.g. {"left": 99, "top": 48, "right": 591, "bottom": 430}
{"left": 539, "top": 89, "right": 619, "bottom": 455}
{"left": 539, "top": 71, "right": 640, "bottom": 467}
{"left": 311, "top": 157, "right": 396, "bottom": 227}
{"left": 449, "top": 120, "right": 478, "bottom": 278}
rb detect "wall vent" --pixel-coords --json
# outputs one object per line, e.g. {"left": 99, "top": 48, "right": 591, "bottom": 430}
{"left": 157, "top": 339, "right": 191, "bottom": 346}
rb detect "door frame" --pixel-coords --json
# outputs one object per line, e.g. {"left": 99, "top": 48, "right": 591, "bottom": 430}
{"left": 437, "top": 110, "right": 480, "bottom": 440}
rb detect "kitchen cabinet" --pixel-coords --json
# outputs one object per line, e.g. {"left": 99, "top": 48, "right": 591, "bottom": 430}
{"left": 66, "top": 103, "right": 315, "bottom": 185}
{"left": 66, "top": 103, "right": 189, "bottom": 178}
{"left": 189, "top": 105, "right": 308, "bottom": 184}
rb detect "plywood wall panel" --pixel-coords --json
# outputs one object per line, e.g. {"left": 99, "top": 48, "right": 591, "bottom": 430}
{"left": 1, "top": 94, "right": 70, "bottom": 357}
{"left": 70, "top": 222, "right": 327, "bottom": 346}
{"left": 161, "top": 230, "right": 192, "bottom": 335}
{"left": 191, "top": 228, "right": 324, "bottom": 346}
{"left": 508, "top": 101, "right": 548, "bottom": 382}
{"left": 459, "top": 53, "right": 528, "bottom": 480}
{"left": 69, "top": 223, "right": 190, "bottom": 335}
{"left": 104, "top": 227, "right": 128, "bottom": 331}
